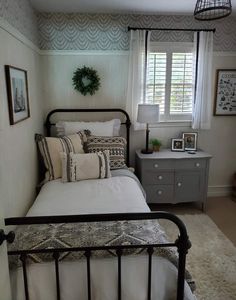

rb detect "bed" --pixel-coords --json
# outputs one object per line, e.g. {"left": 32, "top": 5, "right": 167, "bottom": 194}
{"left": 5, "top": 108, "right": 195, "bottom": 300}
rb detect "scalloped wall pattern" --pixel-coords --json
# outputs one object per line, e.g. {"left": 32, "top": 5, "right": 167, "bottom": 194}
{"left": 0, "top": 0, "right": 38, "bottom": 45}
{"left": 38, "top": 13, "right": 236, "bottom": 51}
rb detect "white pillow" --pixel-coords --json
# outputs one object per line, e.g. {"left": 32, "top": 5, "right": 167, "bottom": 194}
{"left": 56, "top": 119, "right": 121, "bottom": 137}
{"left": 61, "top": 151, "right": 111, "bottom": 182}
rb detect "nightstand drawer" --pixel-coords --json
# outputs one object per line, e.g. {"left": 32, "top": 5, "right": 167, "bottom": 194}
{"left": 135, "top": 149, "right": 211, "bottom": 209}
{"left": 144, "top": 185, "right": 174, "bottom": 203}
{"left": 142, "top": 160, "right": 174, "bottom": 171}
{"left": 142, "top": 171, "right": 174, "bottom": 185}
{"left": 175, "top": 159, "right": 206, "bottom": 170}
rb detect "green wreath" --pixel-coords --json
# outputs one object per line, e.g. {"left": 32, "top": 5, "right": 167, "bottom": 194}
{"left": 72, "top": 66, "right": 101, "bottom": 96}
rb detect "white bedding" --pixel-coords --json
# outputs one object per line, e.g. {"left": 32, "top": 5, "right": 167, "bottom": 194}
{"left": 11, "top": 174, "right": 195, "bottom": 300}
{"left": 27, "top": 176, "right": 149, "bottom": 216}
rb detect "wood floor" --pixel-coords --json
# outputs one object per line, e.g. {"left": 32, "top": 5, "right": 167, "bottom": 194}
{"left": 149, "top": 196, "right": 236, "bottom": 247}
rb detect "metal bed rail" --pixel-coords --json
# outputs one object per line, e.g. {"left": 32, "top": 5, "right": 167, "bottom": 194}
{"left": 5, "top": 211, "right": 191, "bottom": 300}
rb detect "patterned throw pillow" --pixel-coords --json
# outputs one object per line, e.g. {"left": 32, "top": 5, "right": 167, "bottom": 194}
{"left": 36, "top": 131, "right": 89, "bottom": 182}
{"left": 61, "top": 151, "right": 111, "bottom": 182}
{"left": 85, "top": 136, "right": 127, "bottom": 169}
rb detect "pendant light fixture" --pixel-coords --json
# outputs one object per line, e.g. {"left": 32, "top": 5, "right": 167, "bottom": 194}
{"left": 194, "top": 0, "right": 232, "bottom": 21}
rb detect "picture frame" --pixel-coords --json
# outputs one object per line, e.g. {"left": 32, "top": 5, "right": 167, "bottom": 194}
{"left": 171, "top": 138, "right": 184, "bottom": 152}
{"left": 5, "top": 65, "right": 30, "bottom": 125}
{"left": 182, "top": 132, "right": 197, "bottom": 151}
{"left": 214, "top": 69, "right": 236, "bottom": 116}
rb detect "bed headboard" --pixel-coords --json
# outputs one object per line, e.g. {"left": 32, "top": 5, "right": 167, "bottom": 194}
{"left": 45, "top": 108, "right": 131, "bottom": 166}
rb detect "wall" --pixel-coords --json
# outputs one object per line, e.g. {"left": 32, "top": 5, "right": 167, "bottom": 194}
{"left": 0, "top": 0, "right": 38, "bottom": 45}
{"left": 0, "top": 15, "right": 43, "bottom": 217}
{"left": 38, "top": 13, "right": 236, "bottom": 51}
{"left": 39, "top": 13, "right": 236, "bottom": 197}
{"left": 40, "top": 51, "right": 236, "bottom": 196}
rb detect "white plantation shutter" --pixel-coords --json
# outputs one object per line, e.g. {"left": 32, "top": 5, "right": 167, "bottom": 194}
{"left": 146, "top": 43, "right": 194, "bottom": 121}
{"left": 146, "top": 53, "right": 167, "bottom": 114}
{"left": 170, "top": 53, "right": 193, "bottom": 114}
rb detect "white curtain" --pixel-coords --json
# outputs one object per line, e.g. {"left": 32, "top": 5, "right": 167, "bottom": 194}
{"left": 192, "top": 31, "right": 213, "bottom": 130}
{"left": 126, "top": 30, "right": 151, "bottom": 130}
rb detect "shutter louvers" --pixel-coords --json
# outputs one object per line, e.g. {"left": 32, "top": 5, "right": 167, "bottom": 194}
{"left": 146, "top": 53, "right": 167, "bottom": 114}
{"left": 170, "top": 53, "right": 193, "bottom": 114}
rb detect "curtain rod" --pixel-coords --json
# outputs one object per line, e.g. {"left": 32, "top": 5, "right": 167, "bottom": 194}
{"left": 127, "top": 26, "right": 216, "bottom": 33}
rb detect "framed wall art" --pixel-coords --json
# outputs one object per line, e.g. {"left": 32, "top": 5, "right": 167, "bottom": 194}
{"left": 214, "top": 69, "right": 236, "bottom": 116}
{"left": 171, "top": 138, "right": 184, "bottom": 152}
{"left": 5, "top": 65, "right": 30, "bottom": 125}
{"left": 182, "top": 132, "right": 198, "bottom": 151}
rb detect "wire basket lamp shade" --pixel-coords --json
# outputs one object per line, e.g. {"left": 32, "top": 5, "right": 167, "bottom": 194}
{"left": 194, "top": 0, "right": 232, "bottom": 20}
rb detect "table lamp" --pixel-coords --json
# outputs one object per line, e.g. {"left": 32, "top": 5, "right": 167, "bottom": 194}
{"left": 137, "top": 104, "right": 160, "bottom": 154}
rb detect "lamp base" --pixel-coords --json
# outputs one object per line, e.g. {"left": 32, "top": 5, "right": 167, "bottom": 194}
{"left": 141, "top": 149, "right": 153, "bottom": 154}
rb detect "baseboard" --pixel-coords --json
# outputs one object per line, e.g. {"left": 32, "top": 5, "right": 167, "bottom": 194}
{"left": 208, "top": 185, "right": 232, "bottom": 197}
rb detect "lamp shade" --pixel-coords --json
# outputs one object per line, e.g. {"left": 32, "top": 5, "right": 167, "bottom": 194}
{"left": 137, "top": 104, "right": 160, "bottom": 124}
{"left": 194, "top": 0, "right": 232, "bottom": 21}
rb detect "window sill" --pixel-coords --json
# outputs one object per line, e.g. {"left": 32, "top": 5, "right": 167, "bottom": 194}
{"left": 150, "top": 120, "right": 192, "bottom": 128}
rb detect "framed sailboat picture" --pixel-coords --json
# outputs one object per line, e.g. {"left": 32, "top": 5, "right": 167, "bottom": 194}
{"left": 5, "top": 65, "right": 30, "bottom": 125}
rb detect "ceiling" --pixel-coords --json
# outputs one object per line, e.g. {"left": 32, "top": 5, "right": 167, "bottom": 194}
{"left": 30, "top": 0, "right": 235, "bottom": 14}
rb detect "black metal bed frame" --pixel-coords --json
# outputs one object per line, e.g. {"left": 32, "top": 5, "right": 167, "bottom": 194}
{"left": 4, "top": 109, "right": 191, "bottom": 300}
{"left": 45, "top": 108, "right": 131, "bottom": 166}
{"left": 5, "top": 212, "right": 191, "bottom": 300}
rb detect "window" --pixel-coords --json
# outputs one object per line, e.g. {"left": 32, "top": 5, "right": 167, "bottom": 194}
{"left": 146, "top": 43, "right": 195, "bottom": 122}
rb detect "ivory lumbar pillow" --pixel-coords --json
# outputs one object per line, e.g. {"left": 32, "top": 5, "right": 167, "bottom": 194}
{"left": 61, "top": 151, "right": 111, "bottom": 182}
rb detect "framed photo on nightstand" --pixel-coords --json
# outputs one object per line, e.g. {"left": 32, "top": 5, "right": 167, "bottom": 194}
{"left": 171, "top": 138, "right": 184, "bottom": 152}
{"left": 182, "top": 132, "right": 197, "bottom": 151}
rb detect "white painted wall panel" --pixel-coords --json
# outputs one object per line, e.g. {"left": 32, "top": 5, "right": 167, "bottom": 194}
{"left": 41, "top": 51, "right": 236, "bottom": 191}
{"left": 41, "top": 53, "right": 129, "bottom": 113}
{"left": 0, "top": 27, "right": 43, "bottom": 217}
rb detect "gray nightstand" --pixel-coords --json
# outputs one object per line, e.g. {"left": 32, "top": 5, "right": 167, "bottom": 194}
{"left": 135, "top": 149, "right": 212, "bottom": 211}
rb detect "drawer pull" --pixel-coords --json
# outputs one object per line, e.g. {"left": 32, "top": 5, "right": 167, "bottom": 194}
{"left": 158, "top": 175, "right": 163, "bottom": 180}
{"left": 177, "top": 182, "right": 182, "bottom": 187}
{"left": 195, "top": 163, "right": 200, "bottom": 167}
{"left": 154, "top": 164, "right": 159, "bottom": 168}
{"left": 157, "top": 190, "right": 163, "bottom": 195}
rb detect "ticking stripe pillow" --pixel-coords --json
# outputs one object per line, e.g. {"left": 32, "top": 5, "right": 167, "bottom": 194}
{"left": 85, "top": 136, "right": 127, "bottom": 170}
{"left": 36, "top": 131, "right": 88, "bottom": 182}
{"left": 61, "top": 151, "right": 111, "bottom": 182}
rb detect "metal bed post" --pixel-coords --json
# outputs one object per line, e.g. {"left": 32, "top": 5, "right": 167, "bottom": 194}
{"left": 20, "top": 254, "right": 29, "bottom": 300}
{"left": 85, "top": 250, "right": 92, "bottom": 300}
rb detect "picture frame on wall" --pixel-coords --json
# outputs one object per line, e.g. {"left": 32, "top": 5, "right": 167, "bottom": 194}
{"left": 171, "top": 138, "right": 184, "bottom": 152}
{"left": 5, "top": 65, "right": 30, "bottom": 125}
{"left": 214, "top": 69, "right": 236, "bottom": 116}
{"left": 182, "top": 132, "right": 198, "bottom": 151}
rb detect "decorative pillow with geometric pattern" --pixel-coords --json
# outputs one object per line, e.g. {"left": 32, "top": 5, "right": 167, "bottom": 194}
{"left": 85, "top": 136, "right": 127, "bottom": 169}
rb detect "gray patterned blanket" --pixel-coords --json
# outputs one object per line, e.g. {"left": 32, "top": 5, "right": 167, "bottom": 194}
{"left": 8, "top": 218, "right": 195, "bottom": 291}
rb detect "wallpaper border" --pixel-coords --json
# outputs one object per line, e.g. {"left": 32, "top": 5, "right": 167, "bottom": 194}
{"left": 0, "top": 16, "right": 39, "bottom": 53}
{"left": 37, "top": 13, "right": 236, "bottom": 51}
{"left": 0, "top": 0, "right": 38, "bottom": 45}
{"left": 1, "top": 17, "right": 236, "bottom": 59}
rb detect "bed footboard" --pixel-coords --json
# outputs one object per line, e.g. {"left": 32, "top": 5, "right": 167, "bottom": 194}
{"left": 5, "top": 212, "right": 191, "bottom": 300}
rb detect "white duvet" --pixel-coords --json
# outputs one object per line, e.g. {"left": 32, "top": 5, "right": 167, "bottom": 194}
{"left": 10, "top": 174, "right": 195, "bottom": 300}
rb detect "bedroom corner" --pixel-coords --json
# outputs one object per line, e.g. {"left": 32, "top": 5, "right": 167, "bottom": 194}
{"left": 0, "top": 0, "right": 44, "bottom": 218}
